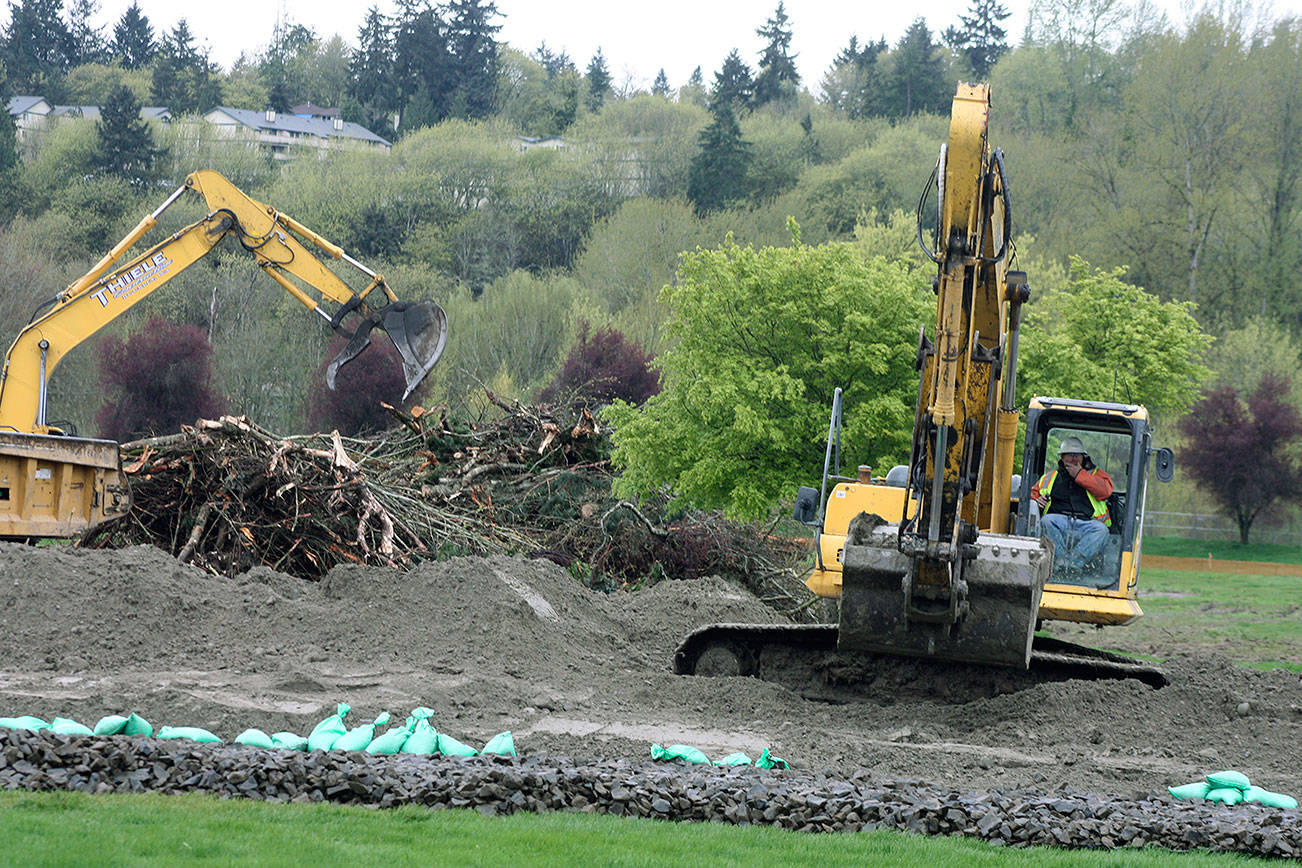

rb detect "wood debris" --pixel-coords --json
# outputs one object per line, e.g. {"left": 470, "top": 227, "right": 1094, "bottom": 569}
{"left": 81, "top": 394, "right": 816, "bottom": 618}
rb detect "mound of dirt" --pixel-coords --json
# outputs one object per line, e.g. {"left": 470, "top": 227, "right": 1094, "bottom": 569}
{"left": 0, "top": 542, "right": 1298, "bottom": 800}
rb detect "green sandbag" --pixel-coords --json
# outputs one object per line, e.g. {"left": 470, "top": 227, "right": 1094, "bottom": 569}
{"left": 1205, "top": 786, "right": 1245, "bottom": 805}
{"left": 481, "top": 731, "right": 516, "bottom": 757}
{"left": 1168, "top": 781, "right": 1211, "bottom": 800}
{"left": 1245, "top": 785, "right": 1299, "bottom": 810}
{"left": 756, "top": 748, "right": 788, "bottom": 770}
{"left": 714, "top": 752, "right": 753, "bottom": 766}
{"left": 436, "top": 732, "right": 478, "bottom": 757}
{"left": 334, "top": 712, "right": 391, "bottom": 752}
{"left": 307, "top": 703, "right": 351, "bottom": 751}
{"left": 366, "top": 724, "right": 412, "bottom": 755}
{"left": 401, "top": 717, "right": 438, "bottom": 755}
{"left": 121, "top": 713, "right": 153, "bottom": 737}
{"left": 1206, "top": 770, "right": 1251, "bottom": 790}
{"left": 157, "top": 726, "right": 221, "bottom": 743}
{"left": 50, "top": 717, "right": 94, "bottom": 736}
{"left": 93, "top": 714, "right": 128, "bottom": 735}
{"left": 235, "top": 728, "right": 274, "bottom": 749}
{"left": 650, "top": 743, "right": 709, "bottom": 764}
{"left": 0, "top": 716, "right": 49, "bottom": 731}
{"left": 271, "top": 732, "right": 308, "bottom": 751}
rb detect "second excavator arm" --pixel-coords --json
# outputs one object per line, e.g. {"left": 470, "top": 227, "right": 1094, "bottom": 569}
{"left": 0, "top": 170, "right": 447, "bottom": 434}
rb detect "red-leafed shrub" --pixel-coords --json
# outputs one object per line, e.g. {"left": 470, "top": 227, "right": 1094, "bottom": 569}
{"left": 95, "top": 317, "right": 226, "bottom": 441}
{"left": 308, "top": 333, "right": 411, "bottom": 435}
{"left": 538, "top": 322, "right": 659, "bottom": 407}
{"left": 1180, "top": 373, "right": 1302, "bottom": 544}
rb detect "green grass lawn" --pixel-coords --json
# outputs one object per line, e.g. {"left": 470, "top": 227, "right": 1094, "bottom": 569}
{"left": 1126, "top": 567, "right": 1302, "bottom": 672}
{"left": 0, "top": 790, "right": 1279, "bottom": 867}
{"left": 1143, "top": 535, "right": 1302, "bottom": 564}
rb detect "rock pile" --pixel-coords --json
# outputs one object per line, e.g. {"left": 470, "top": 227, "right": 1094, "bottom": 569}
{"left": 1, "top": 729, "right": 1295, "bottom": 857}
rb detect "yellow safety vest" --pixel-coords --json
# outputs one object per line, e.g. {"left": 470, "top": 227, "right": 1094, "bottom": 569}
{"left": 1036, "top": 469, "right": 1111, "bottom": 527}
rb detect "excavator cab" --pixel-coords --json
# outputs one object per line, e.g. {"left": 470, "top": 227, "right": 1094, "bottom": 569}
{"left": 1015, "top": 396, "right": 1175, "bottom": 626}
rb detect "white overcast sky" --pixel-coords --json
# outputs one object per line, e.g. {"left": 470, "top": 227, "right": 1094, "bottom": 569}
{"left": 11, "top": 0, "right": 1293, "bottom": 93}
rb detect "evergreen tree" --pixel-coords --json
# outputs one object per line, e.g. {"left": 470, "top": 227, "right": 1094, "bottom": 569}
{"left": 687, "top": 100, "right": 750, "bottom": 214}
{"left": 822, "top": 35, "right": 887, "bottom": 118}
{"left": 347, "top": 6, "right": 396, "bottom": 134}
{"left": 752, "top": 2, "right": 800, "bottom": 106}
{"left": 391, "top": 0, "right": 452, "bottom": 130}
{"left": 534, "top": 41, "right": 573, "bottom": 78}
{"left": 585, "top": 47, "right": 610, "bottom": 112}
{"left": 884, "top": 18, "right": 948, "bottom": 117}
{"left": 2, "top": 0, "right": 74, "bottom": 93}
{"left": 111, "top": 1, "right": 154, "bottom": 69}
{"left": 151, "top": 20, "right": 221, "bottom": 114}
{"left": 65, "top": 0, "right": 107, "bottom": 65}
{"left": 711, "top": 48, "right": 753, "bottom": 112}
{"left": 259, "top": 19, "right": 315, "bottom": 110}
{"left": 651, "top": 68, "right": 670, "bottom": 97}
{"left": 956, "top": 0, "right": 1010, "bottom": 78}
{"left": 92, "top": 83, "right": 161, "bottom": 185}
{"left": 679, "top": 65, "right": 706, "bottom": 106}
{"left": 0, "top": 60, "right": 20, "bottom": 219}
{"left": 445, "top": 0, "right": 501, "bottom": 119}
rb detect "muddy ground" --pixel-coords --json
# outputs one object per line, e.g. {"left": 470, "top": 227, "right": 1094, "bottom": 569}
{"left": 0, "top": 543, "right": 1298, "bottom": 800}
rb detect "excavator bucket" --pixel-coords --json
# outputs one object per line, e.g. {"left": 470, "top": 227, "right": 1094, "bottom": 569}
{"left": 381, "top": 301, "right": 448, "bottom": 399}
{"left": 327, "top": 301, "right": 448, "bottom": 399}
{"left": 837, "top": 522, "right": 1050, "bottom": 668}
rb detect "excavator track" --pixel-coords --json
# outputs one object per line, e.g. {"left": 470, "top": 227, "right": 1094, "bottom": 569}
{"left": 674, "top": 624, "right": 1167, "bottom": 694}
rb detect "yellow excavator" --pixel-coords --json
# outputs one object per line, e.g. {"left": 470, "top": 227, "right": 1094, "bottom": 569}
{"left": 0, "top": 170, "right": 448, "bottom": 539}
{"left": 676, "top": 84, "right": 1174, "bottom": 685}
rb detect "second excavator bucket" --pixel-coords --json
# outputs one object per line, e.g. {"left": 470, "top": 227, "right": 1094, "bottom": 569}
{"left": 327, "top": 301, "right": 448, "bottom": 399}
{"left": 381, "top": 301, "right": 449, "bottom": 399}
{"left": 837, "top": 521, "right": 1050, "bottom": 669}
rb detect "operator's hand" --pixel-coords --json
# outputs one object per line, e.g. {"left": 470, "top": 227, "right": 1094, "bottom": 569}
{"left": 1033, "top": 492, "right": 1048, "bottom": 507}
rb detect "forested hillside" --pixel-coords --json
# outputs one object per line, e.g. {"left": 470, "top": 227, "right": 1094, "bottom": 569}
{"left": 1, "top": 0, "right": 1299, "bottom": 530}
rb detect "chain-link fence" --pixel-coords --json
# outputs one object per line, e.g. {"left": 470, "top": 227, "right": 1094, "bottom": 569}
{"left": 1145, "top": 511, "right": 1302, "bottom": 546}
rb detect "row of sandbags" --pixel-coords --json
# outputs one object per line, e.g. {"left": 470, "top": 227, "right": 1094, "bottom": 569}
{"left": 0, "top": 704, "right": 515, "bottom": 758}
{"left": 1168, "top": 770, "right": 1297, "bottom": 809}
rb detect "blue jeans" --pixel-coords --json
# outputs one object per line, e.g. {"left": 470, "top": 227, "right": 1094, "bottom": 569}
{"left": 1040, "top": 513, "right": 1109, "bottom": 568}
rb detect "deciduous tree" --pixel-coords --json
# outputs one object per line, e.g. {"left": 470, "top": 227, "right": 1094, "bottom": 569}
{"left": 95, "top": 317, "right": 226, "bottom": 441}
{"left": 307, "top": 334, "right": 409, "bottom": 435}
{"left": 606, "top": 233, "right": 932, "bottom": 519}
{"left": 1179, "top": 374, "right": 1302, "bottom": 543}
{"left": 538, "top": 322, "right": 658, "bottom": 407}
{"left": 1017, "top": 256, "right": 1211, "bottom": 415}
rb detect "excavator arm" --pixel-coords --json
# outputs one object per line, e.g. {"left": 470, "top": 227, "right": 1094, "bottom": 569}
{"left": 0, "top": 170, "right": 447, "bottom": 434}
{"left": 836, "top": 83, "right": 1049, "bottom": 668}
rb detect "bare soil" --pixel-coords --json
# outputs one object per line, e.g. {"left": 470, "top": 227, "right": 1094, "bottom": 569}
{"left": 1, "top": 543, "right": 1298, "bottom": 799}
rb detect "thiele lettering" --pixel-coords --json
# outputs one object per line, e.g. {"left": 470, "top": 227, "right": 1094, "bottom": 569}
{"left": 90, "top": 252, "right": 173, "bottom": 307}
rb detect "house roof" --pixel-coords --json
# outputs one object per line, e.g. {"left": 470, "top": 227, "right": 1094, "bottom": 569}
{"left": 51, "top": 105, "right": 100, "bottom": 118}
{"left": 290, "top": 102, "right": 340, "bottom": 119}
{"left": 7, "top": 95, "right": 49, "bottom": 116}
{"left": 207, "top": 107, "right": 390, "bottom": 146}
